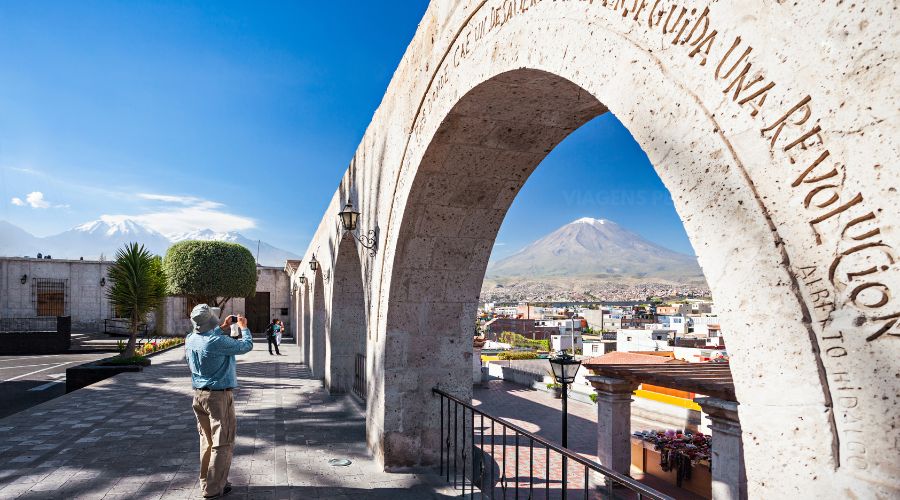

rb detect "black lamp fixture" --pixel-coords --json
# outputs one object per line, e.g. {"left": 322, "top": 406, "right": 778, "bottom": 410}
{"left": 549, "top": 351, "right": 581, "bottom": 386}
{"left": 309, "top": 255, "right": 319, "bottom": 272}
{"left": 20, "top": 274, "right": 27, "bottom": 285}
{"left": 100, "top": 277, "right": 106, "bottom": 287}
{"left": 549, "top": 351, "right": 582, "bottom": 449}
{"left": 338, "top": 201, "right": 378, "bottom": 256}
{"left": 298, "top": 275, "right": 307, "bottom": 285}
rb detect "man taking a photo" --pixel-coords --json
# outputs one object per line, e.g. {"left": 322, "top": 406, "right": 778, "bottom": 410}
{"left": 185, "top": 304, "right": 254, "bottom": 499}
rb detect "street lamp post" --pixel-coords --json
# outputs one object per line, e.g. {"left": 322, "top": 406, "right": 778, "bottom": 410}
{"left": 549, "top": 350, "right": 582, "bottom": 497}
{"left": 549, "top": 351, "right": 582, "bottom": 447}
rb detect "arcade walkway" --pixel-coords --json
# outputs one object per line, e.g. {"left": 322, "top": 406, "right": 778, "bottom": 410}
{"left": 0, "top": 341, "right": 457, "bottom": 499}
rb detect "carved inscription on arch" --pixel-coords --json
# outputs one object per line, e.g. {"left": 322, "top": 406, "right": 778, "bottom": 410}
{"left": 408, "top": 0, "right": 894, "bottom": 473}
{"left": 421, "top": 1, "right": 899, "bottom": 339}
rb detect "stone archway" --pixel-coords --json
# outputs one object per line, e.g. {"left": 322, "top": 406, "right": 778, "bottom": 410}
{"left": 295, "top": 282, "right": 306, "bottom": 361}
{"left": 309, "top": 269, "right": 327, "bottom": 379}
{"left": 326, "top": 235, "right": 368, "bottom": 393}
{"left": 296, "top": 2, "right": 897, "bottom": 496}
{"left": 302, "top": 281, "right": 312, "bottom": 366}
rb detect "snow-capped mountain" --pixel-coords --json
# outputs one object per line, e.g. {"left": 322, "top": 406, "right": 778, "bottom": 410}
{"left": 0, "top": 219, "right": 300, "bottom": 266}
{"left": 486, "top": 217, "right": 704, "bottom": 282}
{"left": 43, "top": 218, "right": 172, "bottom": 259}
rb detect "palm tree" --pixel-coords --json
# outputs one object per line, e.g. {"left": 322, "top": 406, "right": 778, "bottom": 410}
{"left": 106, "top": 242, "right": 167, "bottom": 358}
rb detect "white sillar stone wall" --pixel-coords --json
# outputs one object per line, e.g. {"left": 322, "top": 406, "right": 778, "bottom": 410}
{"left": 289, "top": 1, "right": 899, "bottom": 496}
{"left": 0, "top": 257, "right": 113, "bottom": 332}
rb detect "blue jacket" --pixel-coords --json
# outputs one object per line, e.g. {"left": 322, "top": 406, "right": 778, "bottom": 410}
{"left": 185, "top": 326, "right": 254, "bottom": 389}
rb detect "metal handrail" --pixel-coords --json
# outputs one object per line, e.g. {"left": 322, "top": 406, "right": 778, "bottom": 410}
{"left": 433, "top": 387, "right": 674, "bottom": 499}
{"left": 353, "top": 353, "right": 367, "bottom": 400}
{"left": 0, "top": 317, "right": 58, "bottom": 333}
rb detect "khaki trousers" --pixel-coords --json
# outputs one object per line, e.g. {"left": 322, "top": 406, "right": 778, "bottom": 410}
{"left": 192, "top": 389, "right": 236, "bottom": 497}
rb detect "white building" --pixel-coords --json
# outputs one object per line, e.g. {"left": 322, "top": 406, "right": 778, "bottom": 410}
{"left": 0, "top": 257, "right": 291, "bottom": 336}
{"left": 493, "top": 306, "right": 519, "bottom": 317}
{"left": 582, "top": 336, "right": 615, "bottom": 356}
{"left": 0, "top": 257, "right": 113, "bottom": 332}
{"left": 616, "top": 328, "right": 673, "bottom": 352}
{"left": 658, "top": 315, "right": 689, "bottom": 334}
{"left": 551, "top": 332, "right": 582, "bottom": 352}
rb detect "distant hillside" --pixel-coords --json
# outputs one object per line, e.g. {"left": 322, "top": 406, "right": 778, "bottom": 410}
{"left": 487, "top": 217, "right": 705, "bottom": 282}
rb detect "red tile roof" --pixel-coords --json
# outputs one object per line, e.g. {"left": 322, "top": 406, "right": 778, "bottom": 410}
{"left": 285, "top": 259, "right": 302, "bottom": 274}
{"left": 583, "top": 351, "right": 685, "bottom": 365}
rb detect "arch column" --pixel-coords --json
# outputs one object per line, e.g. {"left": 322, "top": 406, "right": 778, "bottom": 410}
{"left": 296, "top": 283, "right": 305, "bottom": 358}
{"left": 309, "top": 270, "right": 326, "bottom": 379}
{"left": 326, "top": 236, "right": 368, "bottom": 394}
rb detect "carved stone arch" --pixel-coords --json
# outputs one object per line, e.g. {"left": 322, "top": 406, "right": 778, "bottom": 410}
{"left": 326, "top": 234, "right": 368, "bottom": 394}
{"left": 298, "top": 1, "right": 897, "bottom": 496}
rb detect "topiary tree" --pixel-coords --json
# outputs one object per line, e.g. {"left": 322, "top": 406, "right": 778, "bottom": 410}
{"left": 106, "top": 243, "right": 168, "bottom": 358}
{"left": 163, "top": 240, "right": 257, "bottom": 309}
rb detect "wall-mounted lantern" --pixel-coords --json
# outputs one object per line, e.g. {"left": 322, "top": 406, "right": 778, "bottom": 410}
{"left": 20, "top": 274, "right": 27, "bottom": 285}
{"left": 338, "top": 201, "right": 378, "bottom": 256}
{"left": 298, "top": 275, "right": 307, "bottom": 285}
{"left": 100, "top": 277, "right": 106, "bottom": 287}
{"left": 309, "top": 255, "right": 319, "bottom": 272}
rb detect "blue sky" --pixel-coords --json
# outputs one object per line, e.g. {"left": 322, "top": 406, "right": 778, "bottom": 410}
{"left": 0, "top": 1, "right": 695, "bottom": 257}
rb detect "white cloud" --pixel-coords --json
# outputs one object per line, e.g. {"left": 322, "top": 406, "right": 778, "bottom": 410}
{"left": 102, "top": 193, "right": 255, "bottom": 236}
{"left": 10, "top": 191, "right": 63, "bottom": 209}
{"left": 26, "top": 192, "right": 50, "bottom": 208}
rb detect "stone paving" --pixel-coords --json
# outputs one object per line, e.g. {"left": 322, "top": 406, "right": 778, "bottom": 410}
{"left": 0, "top": 341, "right": 458, "bottom": 499}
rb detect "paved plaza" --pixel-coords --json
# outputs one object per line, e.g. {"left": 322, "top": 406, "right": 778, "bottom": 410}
{"left": 0, "top": 341, "right": 457, "bottom": 499}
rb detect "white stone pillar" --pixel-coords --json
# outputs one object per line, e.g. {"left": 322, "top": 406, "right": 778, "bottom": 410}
{"left": 696, "top": 397, "right": 746, "bottom": 500}
{"left": 586, "top": 375, "right": 638, "bottom": 476}
{"left": 472, "top": 347, "right": 483, "bottom": 385}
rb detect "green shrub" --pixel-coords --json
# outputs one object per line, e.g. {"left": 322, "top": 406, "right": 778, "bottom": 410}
{"left": 498, "top": 331, "right": 549, "bottom": 351}
{"left": 163, "top": 240, "right": 257, "bottom": 308}
{"left": 107, "top": 243, "right": 167, "bottom": 357}
{"left": 101, "top": 355, "right": 149, "bottom": 366}
{"left": 498, "top": 351, "right": 539, "bottom": 360}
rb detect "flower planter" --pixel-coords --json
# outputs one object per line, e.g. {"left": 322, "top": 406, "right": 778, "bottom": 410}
{"left": 66, "top": 340, "right": 184, "bottom": 393}
{"left": 66, "top": 361, "right": 144, "bottom": 393}
{"left": 631, "top": 437, "right": 711, "bottom": 499}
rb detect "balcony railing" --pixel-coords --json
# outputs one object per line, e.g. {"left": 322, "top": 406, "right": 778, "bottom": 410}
{"left": 433, "top": 388, "right": 672, "bottom": 499}
{"left": 0, "top": 317, "right": 59, "bottom": 333}
{"left": 353, "top": 353, "right": 367, "bottom": 400}
{"left": 103, "top": 318, "right": 149, "bottom": 337}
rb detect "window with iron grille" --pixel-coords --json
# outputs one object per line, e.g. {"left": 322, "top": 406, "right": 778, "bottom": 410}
{"left": 184, "top": 296, "right": 200, "bottom": 317}
{"left": 32, "top": 278, "right": 68, "bottom": 317}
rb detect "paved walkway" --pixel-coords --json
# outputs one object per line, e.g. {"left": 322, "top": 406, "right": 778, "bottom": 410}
{"left": 0, "top": 341, "right": 457, "bottom": 499}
